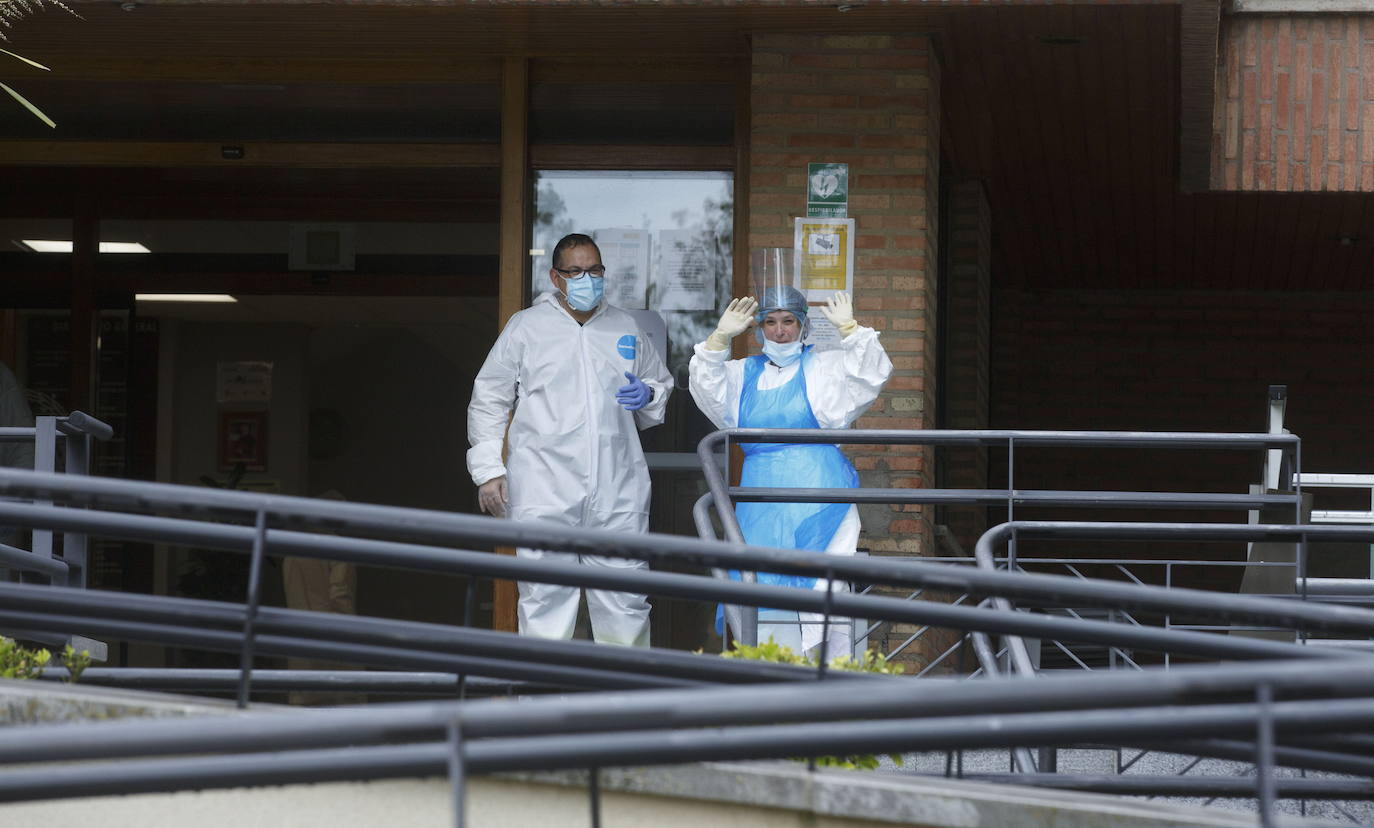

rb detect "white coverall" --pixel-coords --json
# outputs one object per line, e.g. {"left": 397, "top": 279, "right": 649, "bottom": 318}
{"left": 688, "top": 326, "right": 892, "bottom": 657}
{"left": 467, "top": 293, "right": 673, "bottom": 647}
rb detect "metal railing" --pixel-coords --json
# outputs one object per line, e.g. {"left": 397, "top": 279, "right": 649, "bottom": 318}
{"left": 0, "top": 411, "right": 112, "bottom": 589}
{"left": 694, "top": 427, "right": 1300, "bottom": 654}
{"left": 1, "top": 449, "right": 1373, "bottom": 825}
{"left": 0, "top": 411, "right": 112, "bottom": 661}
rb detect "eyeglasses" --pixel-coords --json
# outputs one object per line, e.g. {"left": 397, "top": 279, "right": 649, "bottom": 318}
{"left": 553, "top": 265, "right": 606, "bottom": 279}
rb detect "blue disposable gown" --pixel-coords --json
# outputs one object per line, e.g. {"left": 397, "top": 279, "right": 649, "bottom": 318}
{"left": 689, "top": 326, "right": 892, "bottom": 654}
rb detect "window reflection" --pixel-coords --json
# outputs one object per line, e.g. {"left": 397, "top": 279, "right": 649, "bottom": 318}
{"left": 529, "top": 170, "right": 733, "bottom": 381}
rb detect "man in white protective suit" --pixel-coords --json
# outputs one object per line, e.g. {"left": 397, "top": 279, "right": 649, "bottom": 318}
{"left": 466, "top": 233, "right": 673, "bottom": 647}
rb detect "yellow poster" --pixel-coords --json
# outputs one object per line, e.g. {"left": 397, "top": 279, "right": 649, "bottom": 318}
{"left": 793, "top": 217, "right": 854, "bottom": 300}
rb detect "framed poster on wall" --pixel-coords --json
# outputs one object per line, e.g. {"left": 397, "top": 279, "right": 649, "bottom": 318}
{"left": 218, "top": 410, "right": 268, "bottom": 472}
{"left": 793, "top": 217, "right": 855, "bottom": 301}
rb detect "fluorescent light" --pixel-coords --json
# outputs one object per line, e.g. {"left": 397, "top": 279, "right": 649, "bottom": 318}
{"left": 529, "top": 248, "right": 545, "bottom": 256}
{"left": 99, "top": 242, "right": 151, "bottom": 254}
{"left": 135, "top": 294, "right": 238, "bottom": 303}
{"left": 21, "top": 239, "right": 73, "bottom": 253}
{"left": 21, "top": 240, "right": 151, "bottom": 254}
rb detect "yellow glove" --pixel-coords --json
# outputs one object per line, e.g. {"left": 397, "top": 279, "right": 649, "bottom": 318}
{"left": 705, "top": 296, "right": 759, "bottom": 351}
{"left": 821, "top": 292, "right": 859, "bottom": 337}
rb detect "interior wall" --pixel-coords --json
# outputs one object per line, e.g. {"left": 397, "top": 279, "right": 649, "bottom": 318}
{"left": 170, "top": 322, "right": 310, "bottom": 495}
{"left": 307, "top": 305, "right": 496, "bottom": 626}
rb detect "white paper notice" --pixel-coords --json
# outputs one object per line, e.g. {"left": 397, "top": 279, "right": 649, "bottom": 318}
{"left": 656, "top": 229, "right": 717, "bottom": 311}
{"left": 595, "top": 228, "right": 651, "bottom": 310}
{"left": 216, "top": 361, "right": 273, "bottom": 404}
{"left": 804, "top": 314, "right": 843, "bottom": 351}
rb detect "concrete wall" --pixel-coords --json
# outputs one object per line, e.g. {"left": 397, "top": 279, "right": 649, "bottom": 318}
{"left": 0, "top": 763, "right": 1272, "bottom": 828}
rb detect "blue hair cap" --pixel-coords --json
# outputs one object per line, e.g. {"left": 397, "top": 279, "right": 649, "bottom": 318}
{"left": 756, "top": 285, "right": 808, "bottom": 321}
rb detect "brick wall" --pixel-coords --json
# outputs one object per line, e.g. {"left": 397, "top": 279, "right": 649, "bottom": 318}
{"left": 1214, "top": 14, "right": 1374, "bottom": 191}
{"left": 749, "top": 33, "right": 941, "bottom": 563}
{"left": 993, "top": 289, "right": 1374, "bottom": 586}
{"left": 939, "top": 180, "right": 992, "bottom": 555}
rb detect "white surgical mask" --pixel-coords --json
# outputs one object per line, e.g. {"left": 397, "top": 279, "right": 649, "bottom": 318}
{"left": 563, "top": 275, "right": 605, "bottom": 312}
{"left": 762, "top": 340, "right": 803, "bottom": 367}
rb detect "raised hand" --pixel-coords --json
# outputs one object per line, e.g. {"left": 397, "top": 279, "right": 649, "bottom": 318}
{"left": 706, "top": 296, "right": 759, "bottom": 350}
{"left": 820, "top": 292, "right": 858, "bottom": 337}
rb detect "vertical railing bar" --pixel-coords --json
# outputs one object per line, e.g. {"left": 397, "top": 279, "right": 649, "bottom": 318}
{"left": 1256, "top": 683, "right": 1277, "bottom": 828}
{"left": 817, "top": 567, "right": 835, "bottom": 675}
{"left": 61, "top": 423, "right": 89, "bottom": 589}
{"left": 31, "top": 417, "right": 56, "bottom": 564}
{"left": 448, "top": 717, "right": 466, "bottom": 828}
{"left": 1164, "top": 562, "right": 1173, "bottom": 671}
{"left": 589, "top": 767, "right": 602, "bottom": 828}
{"left": 236, "top": 508, "right": 268, "bottom": 710}
{"left": 1294, "top": 438, "right": 1303, "bottom": 526}
{"left": 458, "top": 576, "right": 478, "bottom": 700}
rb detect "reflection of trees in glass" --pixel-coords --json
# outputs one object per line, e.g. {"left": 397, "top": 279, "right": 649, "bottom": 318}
{"left": 528, "top": 175, "right": 734, "bottom": 385}
{"left": 530, "top": 181, "right": 574, "bottom": 293}
{"left": 663, "top": 182, "right": 733, "bottom": 383}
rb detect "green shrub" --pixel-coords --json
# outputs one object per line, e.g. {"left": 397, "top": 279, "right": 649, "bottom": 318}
{"left": 0, "top": 636, "right": 90, "bottom": 682}
{"left": 720, "top": 638, "right": 904, "bottom": 770}
{"left": 0, "top": 636, "right": 51, "bottom": 680}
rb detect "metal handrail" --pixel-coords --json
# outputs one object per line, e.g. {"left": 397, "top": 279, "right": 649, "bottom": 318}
{"left": 694, "top": 427, "right": 1302, "bottom": 654}
{"left": 6, "top": 658, "right": 1374, "bottom": 804}
{"left": 5, "top": 468, "right": 1374, "bottom": 820}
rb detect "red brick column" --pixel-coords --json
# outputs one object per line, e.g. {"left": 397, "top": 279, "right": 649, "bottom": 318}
{"left": 1214, "top": 14, "right": 1374, "bottom": 191}
{"left": 749, "top": 33, "right": 941, "bottom": 562}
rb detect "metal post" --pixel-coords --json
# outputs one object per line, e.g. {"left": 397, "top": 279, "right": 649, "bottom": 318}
{"left": 236, "top": 510, "right": 268, "bottom": 709}
{"left": 817, "top": 568, "right": 834, "bottom": 677}
{"left": 448, "top": 717, "right": 465, "bottom": 828}
{"left": 588, "top": 767, "right": 601, "bottom": 828}
{"left": 1255, "top": 683, "right": 1277, "bottom": 828}
{"left": 458, "top": 577, "right": 477, "bottom": 700}
{"left": 30, "top": 417, "right": 57, "bottom": 564}
{"left": 61, "top": 423, "right": 89, "bottom": 590}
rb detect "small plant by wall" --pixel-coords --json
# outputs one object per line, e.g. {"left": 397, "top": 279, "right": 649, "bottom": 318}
{"left": 0, "top": 636, "right": 89, "bottom": 682}
{"left": 721, "top": 639, "right": 905, "bottom": 770}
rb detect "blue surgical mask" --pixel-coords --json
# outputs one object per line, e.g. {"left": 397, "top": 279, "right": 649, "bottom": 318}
{"left": 762, "top": 339, "right": 803, "bottom": 367}
{"left": 563, "top": 275, "right": 605, "bottom": 312}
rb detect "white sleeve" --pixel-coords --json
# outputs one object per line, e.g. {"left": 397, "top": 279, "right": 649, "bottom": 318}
{"left": 806, "top": 326, "right": 893, "bottom": 429}
{"left": 632, "top": 330, "right": 674, "bottom": 431}
{"left": 466, "top": 320, "right": 520, "bottom": 486}
{"left": 688, "top": 342, "right": 743, "bottom": 429}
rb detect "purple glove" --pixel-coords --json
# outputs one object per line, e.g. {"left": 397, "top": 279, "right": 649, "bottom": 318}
{"left": 616, "top": 371, "right": 652, "bottom": 411}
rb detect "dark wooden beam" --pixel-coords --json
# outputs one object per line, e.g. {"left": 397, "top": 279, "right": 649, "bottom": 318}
{"left": 493, "top": 55, "right": 530, "bottom": 635}
{"left": 0, "top": 272, "right": 494, "bottom": 299}
{"left": 0, "top": 142, "right": 501, "bottom": 168}
{"left": 530, "top": 144, "right": 734, "bottom": 171}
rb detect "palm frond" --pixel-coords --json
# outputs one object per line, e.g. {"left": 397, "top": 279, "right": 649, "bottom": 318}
{"left": 0, "top": 80, "right": 55, "bottom": 127}
{"left": 0, "top": 47, "right": 48, "bottom": 70}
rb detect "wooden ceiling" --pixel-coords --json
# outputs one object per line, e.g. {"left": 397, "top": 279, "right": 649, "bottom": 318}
{"left": 3, "top": 1, "right": 1373, "bottom": 292}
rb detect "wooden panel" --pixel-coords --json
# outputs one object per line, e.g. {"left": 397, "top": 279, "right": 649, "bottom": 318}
{"left": 529, "top": 144, "right": 733, "bottom": 171}
{"left": 493, "top": 56, "right": 529, "bottom": 635}
{"left": 0, "top": 142, "right": 500, "bottom": 167}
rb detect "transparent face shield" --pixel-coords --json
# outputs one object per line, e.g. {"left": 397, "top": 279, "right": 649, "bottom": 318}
{"left": 750, "top": 247, "right": 799, "bottom": 304}
{"left": 749, "top": 248, "right": 808, "bottom": 344}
